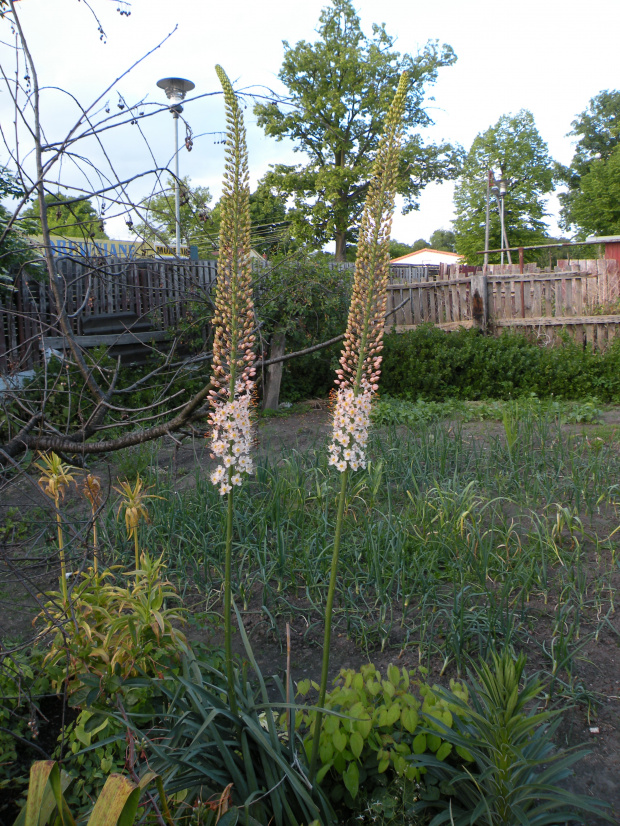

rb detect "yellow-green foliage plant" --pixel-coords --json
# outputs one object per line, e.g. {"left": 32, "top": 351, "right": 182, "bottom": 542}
{"left": 83, "top": 474, "right": 103, "bottom": 573}
{"left": 297, "top": 664, "right": 471, "bottom": 809}
{"left": 208, "top": 64, "right": 257, "bottom": 711}
{"left": 38, "top": 553, "right": 187, "bottom": 702}
{"left": 36, "top": 452, "right": 77, "bottom": 604}
{"left": 13, "top": 760, "right": 161, "bottom": 826}
{"left": 113, "top": 474, "right": 161, "bottom": 578}
{"left": 311, "top": 72, "right": 409, "bottom": 779}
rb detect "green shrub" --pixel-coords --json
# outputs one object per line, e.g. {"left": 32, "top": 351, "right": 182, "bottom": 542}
{"left": 295, "top": 664, "right": 471, "bottom": 811}
{"left": 381, "top": 325, "right": 620, "bottom": 401}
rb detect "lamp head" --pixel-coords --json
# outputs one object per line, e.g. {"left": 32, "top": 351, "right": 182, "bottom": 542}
{"left": 157, "top": 77, "right": 195, "bottom": 106}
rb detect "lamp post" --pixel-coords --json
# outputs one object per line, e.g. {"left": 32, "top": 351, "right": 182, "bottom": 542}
{"left": 156, "top": 77, "right": 195, "bottom": 256}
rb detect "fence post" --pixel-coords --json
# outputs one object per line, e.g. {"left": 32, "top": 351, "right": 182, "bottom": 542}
{"left": 470, "top": 274, "right": 488, "bottom": 331}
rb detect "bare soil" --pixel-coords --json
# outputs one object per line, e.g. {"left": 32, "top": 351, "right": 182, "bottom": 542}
{"left": 1, "top": 404, "right": 619, "bottom": 823}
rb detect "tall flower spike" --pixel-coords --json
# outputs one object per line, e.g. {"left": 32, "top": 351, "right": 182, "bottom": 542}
{"left": 209, "top": 65, "right": 256, "bottom": 494}
{"left": 329, "top": 71, "right": 409, "bottom": 473}
{"left": 312, "top": 74, "right": 410, "bottom": 781}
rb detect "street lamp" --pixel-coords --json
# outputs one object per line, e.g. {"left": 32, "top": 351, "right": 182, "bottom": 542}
{"left": 156, "top": 77, "right": 195, "bottom": 256}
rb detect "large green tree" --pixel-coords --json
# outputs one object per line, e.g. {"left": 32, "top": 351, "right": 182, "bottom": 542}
{"left": 136, "top": 178, "right": 288, "bottom": 257}
{"left": 207, "top": 180, "right": 290, "bottom": 256}
{"left": 134, "top": 177, "right": 213, "bottom": 254}
{"left": 254, "top": 0, "right": 461, "bottom": 260}
{"left": 558, "top": 90, "right": 620, "bottom": 237}
{"left": 23, "top": 192, "right": 108, "bottom": 239}
{"left": 453, "top": 111, "right": 554, "bottom": 263}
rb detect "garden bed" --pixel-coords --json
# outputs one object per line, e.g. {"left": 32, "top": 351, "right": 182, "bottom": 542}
{"left": 1, "top": 400, "right": 619, "bottom": 823}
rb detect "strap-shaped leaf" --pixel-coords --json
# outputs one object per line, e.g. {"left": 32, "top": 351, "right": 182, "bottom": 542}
{"left": 85, "top": 774, "right": 140, "bottom": 826}
{"left": 14, "top": 762, "right": 74, "bottom": 826}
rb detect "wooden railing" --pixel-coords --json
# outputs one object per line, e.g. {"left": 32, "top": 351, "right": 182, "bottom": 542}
{"left": 0, "top": 258, "right": 217, "bottom": 372}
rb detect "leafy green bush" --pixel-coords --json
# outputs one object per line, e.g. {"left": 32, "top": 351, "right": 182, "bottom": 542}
{"left": 409, "top": 651, "right": 611, "bottom": 825}
{"left": 295, "top": 664, "right": 471, "bottom": 811}
{"left": 371, "top": 394, "right": 604, "bottom": 428}
{"left": 381, "top": 325, "right": 620, "bottom": 401}
{"left": 36, "top": 554, "right": 188, "bottom": 703}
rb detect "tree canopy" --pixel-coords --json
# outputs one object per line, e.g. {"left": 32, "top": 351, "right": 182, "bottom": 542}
{"left": 134, "top": 177, "right": 213, "bottom": 254}
{"left": 429, "top": 228, "right": 456, "bottom": 251}
{"left": 254, "top": 0, "right": 461, "bottom": 260}
{"left": 453, "top": 111, "right": 554, "bottom": 263}
{"left": 558, "top": 90, "right": 620, "bottom": 238}
{"left": 23, "top": 192, "right": 108, "bottom": 239}
{"left": 136, "top": 178, "right": 288, "bottom": 257}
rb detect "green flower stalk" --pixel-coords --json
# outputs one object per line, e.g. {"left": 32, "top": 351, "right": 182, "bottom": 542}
{"left": 209, "top": 65, "right": 257, "bottom": 713}
{"left": 311, "top": 72, "right": 409, "bottom": 780}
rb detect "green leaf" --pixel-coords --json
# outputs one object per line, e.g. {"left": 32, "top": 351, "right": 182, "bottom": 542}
{"left": 342, "top": 762, "right": 359, "bottom": 799}
{"left": 349, "top": 731, "right": 364, "bottom": 760}
{"left": 355, "top": 715, "right": 372, "bottom": 739}
{"left": 427, "top": 733, "right": 441, "bottom": 753}
{"left": 332, "top": 728, "right": 347, "bottom": 752}
{"left": 385, "top": 702, "right": 400, "bottom": 727}
{"left": 412, "top": 733, "right": 427, "bottom": 754}
{"left": 387, "top": 664, "right": 400, "bottom": 686}
{"left": 436, "top": 741, "right": 452, "bottom": 762}
{"left": 401, "top": 707, "right": 418, "bottom": 733}
{"left": 320, "top": 739, "right": 334, "bottom": 764}
{"left": 316, "top": 761, "right": 333, "bottom": 784}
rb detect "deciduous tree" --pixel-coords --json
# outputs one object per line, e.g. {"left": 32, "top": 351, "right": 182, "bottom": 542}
{"left": 558, "top": 90, "right": 620, "bottom": 237}
{"left": 429, "top": 228, "right": 456, "bottom": 251}
{"left": 23, "top": 192, "right": 108, "bottom": 239}
{"left": 255, "top": 0, "right": 461, "bottom": 260}
{"left": 453, "top": 111, "right": 554, "bottom": 263}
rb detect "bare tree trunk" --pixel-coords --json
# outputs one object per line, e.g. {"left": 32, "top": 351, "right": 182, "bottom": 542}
{"left": 262, "top": 331, "right": 286, "bottom": 411}
{"left": 334, "top": 232, "right": 347, "bottom": 262}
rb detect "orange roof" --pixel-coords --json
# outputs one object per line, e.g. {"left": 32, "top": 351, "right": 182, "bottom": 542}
{"left": 391, "top": 247, "right": 461, "bottom": 263}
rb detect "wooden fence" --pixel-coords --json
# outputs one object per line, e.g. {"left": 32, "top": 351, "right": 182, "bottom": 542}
{"left": 0, "top": 258, "right": 217, "bottom": 371}
{"left": 3, "top": 256, "right": 620, "bottom": 374}
{"left": 0, "top": 258, "right": 440, "bottom": 373}
{"left": 386, "top": 258, "right": 620, "bottom": 348}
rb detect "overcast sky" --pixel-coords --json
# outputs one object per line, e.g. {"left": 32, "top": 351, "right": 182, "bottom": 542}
{"left": 1, "top": 0, "right": 618, "bottom": 248}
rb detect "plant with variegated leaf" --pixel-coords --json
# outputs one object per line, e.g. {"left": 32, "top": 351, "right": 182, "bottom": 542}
{"left": 37, "top": 554, "right": 187, "bottom": 701}
{"left": 311, "top": 71, "right": 409, "bottom": 779}
{"left": 13, "top": 760, "right": 165, "bottom": 826}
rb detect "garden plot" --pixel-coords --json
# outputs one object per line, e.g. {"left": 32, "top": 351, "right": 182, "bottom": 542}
{"left": 1, "top": 402, "right": 619, "bottom": 823}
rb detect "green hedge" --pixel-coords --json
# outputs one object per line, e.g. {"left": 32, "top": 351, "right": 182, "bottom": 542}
{"left": 380, "top": 326, "right": 620, "bottom": 401}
